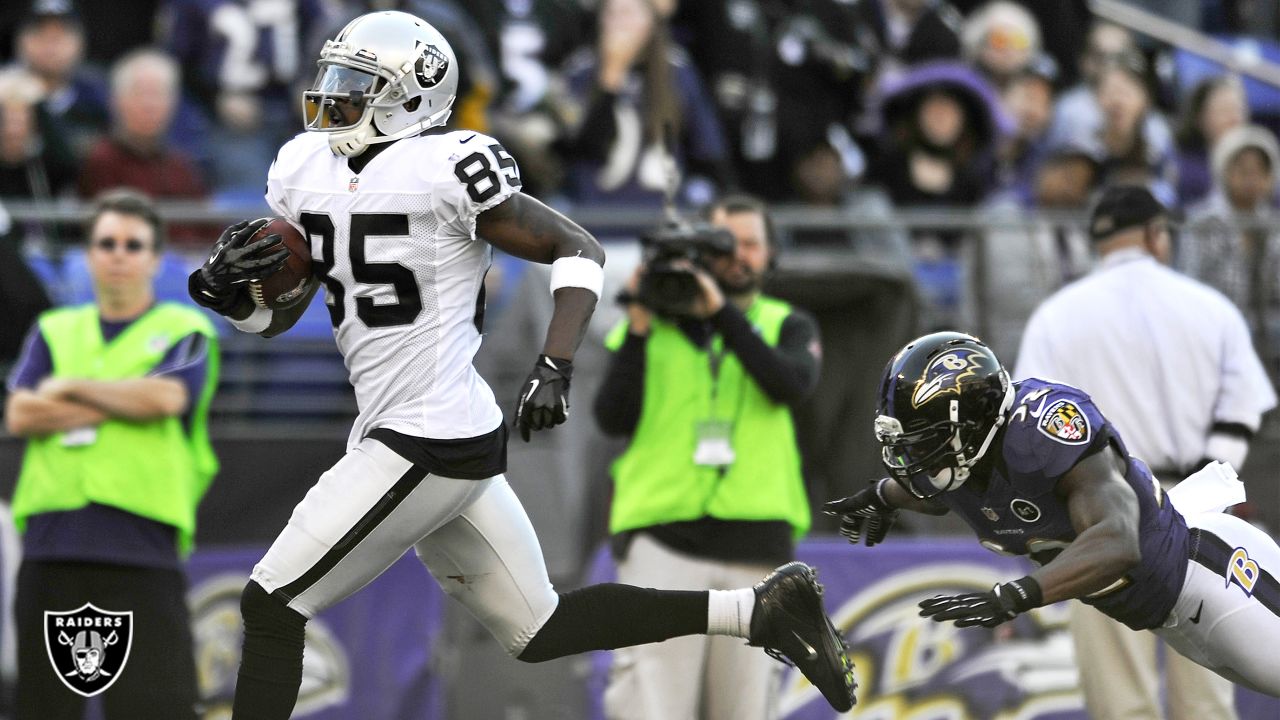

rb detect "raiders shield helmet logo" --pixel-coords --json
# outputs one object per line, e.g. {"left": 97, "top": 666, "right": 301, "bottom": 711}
{"left": 1037, "top": 398, "right": 1090, "bottom": 445}
{"left": 44, "top": 603, "right": 133, "bottom": 697}
{"left": 415, "top": 43, "right": 449, "bottom": 89}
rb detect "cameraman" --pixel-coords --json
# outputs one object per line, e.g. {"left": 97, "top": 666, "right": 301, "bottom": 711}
{"left": 593, "top": 194, "right": 821, "bottom": 720}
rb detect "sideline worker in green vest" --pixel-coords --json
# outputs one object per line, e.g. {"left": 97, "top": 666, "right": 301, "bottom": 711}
{"left": 594, "top": 194, "right": 822, "bottom": 720}
{"left": 4, "top": 189, "right": 219, "bottom": 719}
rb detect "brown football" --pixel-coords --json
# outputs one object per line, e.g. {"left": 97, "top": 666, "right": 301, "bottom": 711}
{"left": 247, "top": 218, "right": 314, "bottom": 310}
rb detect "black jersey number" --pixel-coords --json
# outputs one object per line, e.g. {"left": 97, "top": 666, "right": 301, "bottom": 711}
{"left": 300, "top": 212, "right": 345, "bottom": 328}
{"left": 299, "top": 211, "right": 422, "bottom": 330}
{"left": 453, "top": 143, "right": 522, "bottom": 204}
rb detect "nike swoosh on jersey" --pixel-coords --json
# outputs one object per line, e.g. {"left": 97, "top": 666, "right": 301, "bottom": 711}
{"left": 1189, "top": 600, "right": 1204, "bottom": 624}
{"left": 459, "top": 134, "right": 476, "bottom": 144}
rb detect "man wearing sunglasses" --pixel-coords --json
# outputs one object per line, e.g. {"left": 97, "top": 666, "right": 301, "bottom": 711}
{"left": 5, "top": 188, "right": 219, "bottom": 718}
{"left": 825, "top": 331, "right": 1280, "bottom": 700}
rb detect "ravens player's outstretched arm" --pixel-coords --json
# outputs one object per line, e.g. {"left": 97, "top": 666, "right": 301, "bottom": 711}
{"left": 880, "top": 476, "right": 952, "bottom": 515}
{"left": 1032, "top": 445, "right": 1142, "bottom": 604}
{"left": 824, "top": 476, "right": 949, "bottom": 546}
{"left": 916, "top": 443, "right": 1143, "bottom": 629}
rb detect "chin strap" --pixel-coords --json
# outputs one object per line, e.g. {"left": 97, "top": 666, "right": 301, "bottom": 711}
{"left": 329, "top": 122, "right": 379, "bottom": 157}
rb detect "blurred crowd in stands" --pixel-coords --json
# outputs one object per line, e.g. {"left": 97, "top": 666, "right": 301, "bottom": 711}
{"left": 0, "top": 0, "right": 1276, "bottom": 216}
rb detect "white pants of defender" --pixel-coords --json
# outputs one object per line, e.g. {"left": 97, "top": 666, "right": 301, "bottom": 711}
{"left": 249, "top": 438, "right": 559, "bottom": 656}
{"left": 604, "top": 534, "right": 782, "bottom": 720}
{"left": 1070, "top": 601, "right": 1236, "bottom": 720}
{"left": 1148, "top": 512, "right": 1280, "bottom": 698}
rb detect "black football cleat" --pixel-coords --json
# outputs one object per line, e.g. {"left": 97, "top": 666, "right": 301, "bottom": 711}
{"left": 748, "top": 561, "right": 857, "bottom": 712}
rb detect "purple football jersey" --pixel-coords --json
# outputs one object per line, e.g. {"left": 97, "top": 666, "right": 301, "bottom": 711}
{"left": 940, "top": 378, "right": 1191, "bottom": 629}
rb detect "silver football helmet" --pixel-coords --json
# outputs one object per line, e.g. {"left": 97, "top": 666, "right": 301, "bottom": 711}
{"left": 303, "top": 11, "right": 458, "bottom": 157}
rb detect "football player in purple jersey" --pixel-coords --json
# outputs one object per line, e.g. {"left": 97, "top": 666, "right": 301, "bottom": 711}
{"left": 826, "top": 331, "right": 1280, "bottom": 697}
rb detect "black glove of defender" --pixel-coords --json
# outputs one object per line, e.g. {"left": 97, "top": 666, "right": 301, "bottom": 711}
{"left": 917, "top": 577, "right": 1043, "bottom": 628}
{"left": 514, "top": 355, "right": 573, "bottom": 442}
{"left": 189, "top": 218, "right": 288, "bottom": 313}
{"left": 823, "top": 478, "right": 899, "bottom": 547}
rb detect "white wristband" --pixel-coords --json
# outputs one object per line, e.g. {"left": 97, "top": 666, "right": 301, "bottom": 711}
{"left": 229, "top": 306, "right": 272, "bottom": 334}
{"left": 549, "top": 255, "right": 603, "bottom": 300}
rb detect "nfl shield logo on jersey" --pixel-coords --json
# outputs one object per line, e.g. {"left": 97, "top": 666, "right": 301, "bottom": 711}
{"left": 348, "top": 176, "right": 360, "bottom": 193}
{"left": 44, "top": 604, "right": 133, "bottom": 697}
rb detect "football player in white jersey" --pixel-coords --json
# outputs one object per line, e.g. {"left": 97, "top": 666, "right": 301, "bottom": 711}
{"left": 187, "top": 10, "right": 856, "bottom": 717}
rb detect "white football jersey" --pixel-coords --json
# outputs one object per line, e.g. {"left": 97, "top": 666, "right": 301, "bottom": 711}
{"left": 266, "top": 130, "right": 523, "bottom": 446}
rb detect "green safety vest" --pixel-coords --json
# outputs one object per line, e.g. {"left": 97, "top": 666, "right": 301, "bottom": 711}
{"left": 12, "top": 303, "right": 220, "bottom": 555}
{"left": 605, "top": 296, "right": 811, "bottom": 538}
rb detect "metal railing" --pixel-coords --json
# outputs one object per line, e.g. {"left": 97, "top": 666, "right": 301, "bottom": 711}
{"left": 1091, "top": 0, "right": 1280, "bottom": 87}
{"left": 5, "top": 199, "right": 1100, "bottom": 234}
{"left": 10, "top": 200, "right": 1280, "bottom": 426}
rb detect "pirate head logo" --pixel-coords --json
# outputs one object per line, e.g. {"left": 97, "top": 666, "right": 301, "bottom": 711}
{"left": 45, "top": 603, "right": 133, "bottom": 696}
{"left": 415, "top": 43, "right": 449, "bottom": 89}
{"left": 911, "top": 348, "right": 983, "bottom": 408}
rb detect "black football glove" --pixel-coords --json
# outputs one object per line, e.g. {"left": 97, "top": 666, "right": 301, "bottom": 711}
{"left": 514, "top": 355, "right": 573, "bottom": 442}
{"left": 823, "top": 478, "right": 899, "bottom": 547}
{"left": 189, "top": 218, "right": 288, "bottom": 313}
{"left": 917, "top": 577, "right": 1043, "bottom": 628}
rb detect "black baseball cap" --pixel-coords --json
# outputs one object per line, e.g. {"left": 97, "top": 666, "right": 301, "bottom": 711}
{"left": 22, "top": 0, "right": 80, "bottom": 28}
{"left": 1088, "top": 185, "right": 1167, "bottom": 241}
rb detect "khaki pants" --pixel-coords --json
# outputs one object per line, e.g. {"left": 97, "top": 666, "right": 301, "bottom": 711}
{"left": 604, "top": 534, "right": 783, "bottom": 720}
{"left": 1069, "top": 601, "right": 1236, "bottom": 720}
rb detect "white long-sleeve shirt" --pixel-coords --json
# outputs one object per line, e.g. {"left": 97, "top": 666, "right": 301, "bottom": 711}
{"left": 1013, "top": 247, "right": 1276, "bottom": 474}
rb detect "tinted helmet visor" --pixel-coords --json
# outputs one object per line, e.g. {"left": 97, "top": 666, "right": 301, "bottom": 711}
{"left": 303, "top": 65, "right": 378, "bottom": 130}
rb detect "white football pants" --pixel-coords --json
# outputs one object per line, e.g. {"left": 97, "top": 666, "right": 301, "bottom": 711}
{"left": 1152, "top": 512, "right": 1280, "bottom": 697}
{"left": 249, "top": 437, "right": 559, "bottom": 656}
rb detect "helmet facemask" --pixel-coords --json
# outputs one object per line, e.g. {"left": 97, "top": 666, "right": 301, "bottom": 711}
{"left": 303, "top": 63, "right": 381, "bottom": 156}
{"left": 877, "top": 389, "right": 1011, "bottom": 499}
